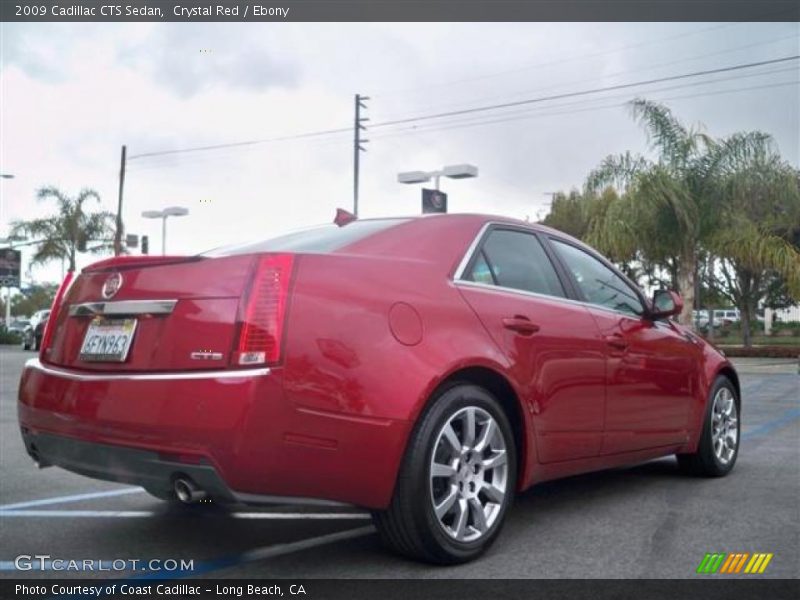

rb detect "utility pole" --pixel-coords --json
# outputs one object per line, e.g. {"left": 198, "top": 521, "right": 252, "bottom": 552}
{"left": 353, "top": 94, "right": 369, "bottom": 217}
{"left": 114, "top": 145, "right": 127, "bottom": 256}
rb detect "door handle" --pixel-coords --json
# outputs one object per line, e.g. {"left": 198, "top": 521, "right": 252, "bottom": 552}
{"left": 606, "top": 334, "right": 628, "bottom": 351}
{"left": 502, "top": 316, "right": 540, "bottom": 336}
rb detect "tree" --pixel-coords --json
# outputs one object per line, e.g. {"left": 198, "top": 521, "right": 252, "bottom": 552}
{"left": 702, "top": 136, "right": 800, "bottom": 345}
{"left": 542, "top": 189, "right": 591, "bottom": 239}
{"left": 583, "top": 99, "right": 797, "bottom": 328}
{"left": 9, "top": 187, "right": 116, "bottom": 273}
{"left": 10, "top": 284, "right": 58, "bottom": 318}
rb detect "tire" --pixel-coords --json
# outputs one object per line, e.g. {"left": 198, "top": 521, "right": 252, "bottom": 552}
{"left": 372, "top": 383, "right": 517, "bottom": 564}
{"left": 677, "top": 376, "right": 740, "bottom": 477}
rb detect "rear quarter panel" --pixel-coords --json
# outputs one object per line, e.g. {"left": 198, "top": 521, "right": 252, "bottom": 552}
{"left": 283, "top": 253, "right": 512, "bottom": 422}
{"left": 280, "top": 251, "right": 531, "bottom": 500}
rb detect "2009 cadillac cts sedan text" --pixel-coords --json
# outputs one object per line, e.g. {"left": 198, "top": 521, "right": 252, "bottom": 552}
{"left": 18, "top": 214, "right": 740, "bottom": 564}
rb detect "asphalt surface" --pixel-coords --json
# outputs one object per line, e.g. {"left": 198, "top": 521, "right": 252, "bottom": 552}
{"left": 0, "top": 346, "right": 797, "bottom": 579}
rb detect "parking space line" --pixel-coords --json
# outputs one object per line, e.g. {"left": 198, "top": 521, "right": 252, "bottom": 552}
{"left": 742, "top": 407, "right": 800, "bottom": 440}
{"left": 0, "top": 487, "right": 143, "bottom": 511}
{"left": 0, "top": 509, "right": 371, "bottom": 519}
{"left": 0, "top": 526, "right": 376, "bottom": 574}
{"left": 136, "top": 525, "right": 377, "bottom": 579}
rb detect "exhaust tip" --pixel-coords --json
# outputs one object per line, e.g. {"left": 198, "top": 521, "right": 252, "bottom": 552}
{"left": 173, "top": 477, "right": 207, "bottom": 504}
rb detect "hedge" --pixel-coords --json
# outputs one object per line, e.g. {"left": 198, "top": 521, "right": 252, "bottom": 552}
{"left": 716, "top": 345, "right": 800, "bottom": 358}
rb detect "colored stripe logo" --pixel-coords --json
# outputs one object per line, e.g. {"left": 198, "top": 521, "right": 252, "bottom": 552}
{"left": 696, "top": 553, "right": 773, "bottom": 574}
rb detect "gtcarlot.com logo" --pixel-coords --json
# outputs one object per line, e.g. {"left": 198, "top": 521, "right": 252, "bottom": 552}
{"left": 14, "top": 555, "right": 194, "bottom": 572}
{"left": 696, "top": 552, "right": 774, "bottom": 574}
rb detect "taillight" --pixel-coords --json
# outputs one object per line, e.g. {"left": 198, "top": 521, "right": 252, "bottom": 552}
{"left": 232, "top": 254, "right": 294, "bottom": 367}
{"left": 39, "top": 270, "right": 75, "bottom": 361}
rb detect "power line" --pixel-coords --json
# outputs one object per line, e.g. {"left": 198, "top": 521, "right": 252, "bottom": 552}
{"left": 127, "top": 126, "right": 351, "bottom": 161}
{"left": 367, "top": 80, "right": 799, "bottom": 142}
{"left": 372, "top": 33, "right": 798, "bottom": 123}
{"left": 369, "top": 55, "right": 800, "bottom": 129}
{"left": 370, "top": 22, "right": 751, "bottom": 98}
{"left": 368, "top": 66, "right": 799, "bottom": 138}
{"left": 126, "top": 78, "right": 798, "bottom": 174}
{"left": 125, "top": 55, "right": 799, "bottom": 164}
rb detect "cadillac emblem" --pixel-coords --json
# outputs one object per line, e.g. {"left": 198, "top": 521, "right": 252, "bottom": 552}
{"left": 102, "top": 272, "right": 123, "bottom": 299}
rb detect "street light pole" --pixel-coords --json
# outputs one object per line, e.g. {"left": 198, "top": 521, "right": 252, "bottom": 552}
{"left": 141, "top": 206, "right": 189, "bottom": 256}
{"left": 1, "top": 174, "right": 19, "bottom": 326}
{"left": 397, "top": 164, "right": 478, "bottom": 212}
{"left": 161, "top": 215, "right": 167, "bottom": 255}
{"left": 1, "top": 235, "right": 26, "bottom": 327}
{"left": 114, "top": 145, "right": 127, "bottom": 256}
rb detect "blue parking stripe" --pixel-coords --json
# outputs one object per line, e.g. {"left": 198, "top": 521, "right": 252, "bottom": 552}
{"left": 742, "top": 407, "right": 800, "bottom": 440}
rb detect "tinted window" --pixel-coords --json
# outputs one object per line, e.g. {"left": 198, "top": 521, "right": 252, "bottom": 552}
{"left": 202, "top": 219, "right": 409, "bottom": 257}
{"left": 465, "top": 229, "right": 565, "bottom": 298}
{"left": 551, "top": 240, "right": 644, "bottom": 316}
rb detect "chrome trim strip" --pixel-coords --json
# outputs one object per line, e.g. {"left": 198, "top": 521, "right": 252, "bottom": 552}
{"left": 68, "top": 299, "right": 177, "bottom": 317}
{"left": 454, "top": 279, "right": 586, "bottom": 309}
{"left": 454, "top": 279, "right": 645, "bottom": 319}
{"left": 24, "top": 358, "right": 270, "bottom": 382}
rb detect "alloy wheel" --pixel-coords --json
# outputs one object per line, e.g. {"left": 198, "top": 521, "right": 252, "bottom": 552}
{"left": 711, "top": 387, "right": 738, "bottom": 465}
{"left": 429, "top": 406, "right": 508, "bottom": 542}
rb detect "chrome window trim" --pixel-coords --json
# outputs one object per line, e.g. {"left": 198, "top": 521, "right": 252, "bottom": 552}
{"left": 454, "top": 279, "right": 647, "bottom": 319}
{"left": 452, "top": 222, "right": 494, "bottom": 280}
{"left": 68, "top": 299, "right": 178, "bottom": 317}
{"left": 453, "top": 221, "right": 651, "bottom": 320}
{"left": 454, "top": 279, "right": 586, "bottom": 309}
{"left": 24, "top": 358, "right": 270, "bottom": 382}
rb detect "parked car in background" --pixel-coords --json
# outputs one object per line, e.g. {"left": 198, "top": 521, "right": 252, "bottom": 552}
{"left": 693, "top": 310, "right": 709, "bottom": 329}
{"left": 8, "top": 320, "right": 30, "bottom": 334}
{"left": 22, "top": 310, "right": 50, "bottom": 351}
{"left": 17, "top": 214, "right": 741, "bottom": 564}
{"left": 715, "top": 309, "right": 741, "bottom": 325}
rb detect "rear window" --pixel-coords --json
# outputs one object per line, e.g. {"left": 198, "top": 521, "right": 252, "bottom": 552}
{"left": 202, "top": 219, "right": 409, "bottom": 257}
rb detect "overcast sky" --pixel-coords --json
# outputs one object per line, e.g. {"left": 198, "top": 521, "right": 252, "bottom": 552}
{"left": 1, "top": 21, "right": 798, "bottom": 285}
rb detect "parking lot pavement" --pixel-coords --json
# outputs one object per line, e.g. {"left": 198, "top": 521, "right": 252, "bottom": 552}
{"left": 1, "top": 346, "right": 797, "bottom": 579}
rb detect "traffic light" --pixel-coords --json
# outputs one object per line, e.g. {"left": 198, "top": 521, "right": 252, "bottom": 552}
{"left": 141, "top": 235, "right": 149, "bottom": 255}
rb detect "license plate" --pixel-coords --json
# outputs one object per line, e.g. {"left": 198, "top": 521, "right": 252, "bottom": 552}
{"left": 79, "top": 318, "right": 138, "bottom": 362}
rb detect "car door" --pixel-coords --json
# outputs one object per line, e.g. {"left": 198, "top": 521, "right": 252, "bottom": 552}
{"left": 455, "top": 226, "right": 607, "bottom": 463}
{"left": 548, "top": 238, "right": 700, "bottom": 454}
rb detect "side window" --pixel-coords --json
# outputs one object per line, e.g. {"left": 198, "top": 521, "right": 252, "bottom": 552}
{"left": 465, "top": 229, "right": 565, "bottom": 298}
{"left": 551, "top": 239, "right": 645, "bottom": 316}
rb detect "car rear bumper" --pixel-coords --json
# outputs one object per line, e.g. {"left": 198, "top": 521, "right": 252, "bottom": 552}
{"left": 18, "top": 359, "right": 411, "bottom": 508}
{"left": 20, "top": 429, "right": 240, "bottom": 502}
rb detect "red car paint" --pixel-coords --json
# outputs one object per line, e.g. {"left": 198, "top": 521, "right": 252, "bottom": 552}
{"left": 17, "top": 214, "right": 738, "bottom": 508}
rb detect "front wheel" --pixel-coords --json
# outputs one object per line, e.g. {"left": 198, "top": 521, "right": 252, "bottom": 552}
{"left": 677, "top": 376, "right": 740, "bottom": 477}
{"left": 372, "top": 383, "right": 517, "bottom": 564}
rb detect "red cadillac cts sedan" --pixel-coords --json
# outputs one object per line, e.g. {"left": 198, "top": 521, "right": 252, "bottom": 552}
{"left": 18, "top": 214, "right": 740, "bottom": 564}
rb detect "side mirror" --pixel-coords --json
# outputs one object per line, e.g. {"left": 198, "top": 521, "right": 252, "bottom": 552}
{"left": 651, "top": 289, "right": 683, "bottom": 319}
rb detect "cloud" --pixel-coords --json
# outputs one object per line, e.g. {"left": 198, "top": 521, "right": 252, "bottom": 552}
{"left": 1, "top": 21, "right": 797, "bottom": 285}
{"left": 117, "top": 24, "right": 300, "bottom": 97}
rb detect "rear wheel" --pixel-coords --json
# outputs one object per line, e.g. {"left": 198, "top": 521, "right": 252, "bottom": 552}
{"left": 677, "top": 376, "right": 739, "bottom": 477}
{"left": 372, "top": 383, "right": 516, "bottom": 564}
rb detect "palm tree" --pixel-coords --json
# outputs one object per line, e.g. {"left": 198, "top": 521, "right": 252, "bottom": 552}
{"left": 10, "top": 187, "right": 116, "bottom": 273}
{"left": 702, "top": 135, "right": 800, "bottom": 344}
{"left": 584, "top": 99, "right": 799, "bottom": 328}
